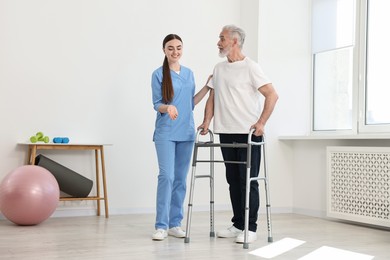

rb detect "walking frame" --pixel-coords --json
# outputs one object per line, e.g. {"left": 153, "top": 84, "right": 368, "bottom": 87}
{"left": 184, "top": 128, "right": 273, "bottom": 249}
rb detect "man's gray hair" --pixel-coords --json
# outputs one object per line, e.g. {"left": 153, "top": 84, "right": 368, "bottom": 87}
{"left": 222, "top": 25, "right": 246, "bottom": 49}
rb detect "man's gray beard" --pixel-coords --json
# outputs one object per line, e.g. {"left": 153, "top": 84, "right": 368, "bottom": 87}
{"left": 219, "top": 51, "right": 227, "bottom": 58}
{"left": 219, "top": 46, "right": 230, "bottom": 58}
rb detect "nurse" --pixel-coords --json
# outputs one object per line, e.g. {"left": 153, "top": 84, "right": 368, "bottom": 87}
{"left": 151, "top": 34, "right": 210, "bottom": 240}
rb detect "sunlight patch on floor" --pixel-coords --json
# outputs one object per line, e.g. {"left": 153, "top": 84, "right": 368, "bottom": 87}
{"left": 249, "top": 238, "right": 375, "bottom": 260}
{"left": 298, "top": 246, "right": 374, "bottom": 260}
{"left": 249, "top": 237, "right": 306, "bottom": 258}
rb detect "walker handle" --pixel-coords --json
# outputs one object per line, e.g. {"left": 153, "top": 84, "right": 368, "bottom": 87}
{"left": 248, "top": 128, "right": 265, "bottom": 145}
{"left": 196, "top": 128, "right": 214, "bottom": 143}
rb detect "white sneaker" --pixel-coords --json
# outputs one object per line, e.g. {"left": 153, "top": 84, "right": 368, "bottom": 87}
{"left": 152, "top": 229, "right": 168, "bottom": 240}
{"left": 217, "top": 226, "right": 243, "bottom": 238}
{"left": 168, "top": 227, "right": 186, "bottom": 238}
{"left": 235, "top": 230, "right": 257, "bottom": 243}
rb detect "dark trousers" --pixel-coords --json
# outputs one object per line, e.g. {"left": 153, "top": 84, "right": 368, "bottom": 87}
{"left": 219, "top": 133, "right": 262, "bottom": 232}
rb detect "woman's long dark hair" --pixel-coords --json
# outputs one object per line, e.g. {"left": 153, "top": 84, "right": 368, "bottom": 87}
{"left": 162, "top": 34, "right": 182, "bottom": 104}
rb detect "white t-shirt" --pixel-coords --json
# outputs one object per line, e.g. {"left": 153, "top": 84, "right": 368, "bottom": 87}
{"left": 208, "top": 57, "right": 271, "bottom": 134}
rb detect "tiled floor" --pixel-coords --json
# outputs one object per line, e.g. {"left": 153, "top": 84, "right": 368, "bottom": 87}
{"left": 0, "top": 212, "right": 389, "bottom": 259}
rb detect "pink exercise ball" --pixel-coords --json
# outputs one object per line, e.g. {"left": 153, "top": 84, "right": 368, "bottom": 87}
{"left": 0, "top": 165, "right": 60, "bottom": 225}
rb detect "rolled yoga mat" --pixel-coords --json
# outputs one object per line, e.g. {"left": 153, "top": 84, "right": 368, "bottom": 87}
{"left": 35, "top": 154, "right": 93, "bottom": 198}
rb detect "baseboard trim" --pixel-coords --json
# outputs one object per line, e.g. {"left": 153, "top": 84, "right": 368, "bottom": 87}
{"left": 0, "top": 206, "right": 321, "bottom": 220}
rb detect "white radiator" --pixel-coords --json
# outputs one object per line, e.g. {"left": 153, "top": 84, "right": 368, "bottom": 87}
{"left": 327, "top": 146, "right": 390, "bottom": 227}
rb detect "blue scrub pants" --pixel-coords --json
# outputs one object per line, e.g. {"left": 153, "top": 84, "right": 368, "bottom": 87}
{"left": 154, "top": 140, "right": 194, "bottom": 230}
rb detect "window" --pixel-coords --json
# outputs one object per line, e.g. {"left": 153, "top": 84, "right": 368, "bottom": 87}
{"left": 364, "top": 0, "right": 390, "bottom": 126}
{"left": 313, "top": 47, "right": 353, "bottom": 131}
{"left": 312, "top": 0, "right": 390, "bottom": 134}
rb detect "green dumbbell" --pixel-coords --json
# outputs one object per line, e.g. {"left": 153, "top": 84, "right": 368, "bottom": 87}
{"left": 36, "top": 132, "right": 44, "bottom": 139}
{"left": 30, "top": 135, "right": 38, "bottom": 143}
{"left": 30, "top": 132, "right": 50, "bottom": 143}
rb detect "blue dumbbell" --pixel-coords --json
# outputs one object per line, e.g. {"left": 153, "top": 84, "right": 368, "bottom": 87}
{"left": 53, "top": 137, "right": 70, "bottom": 144}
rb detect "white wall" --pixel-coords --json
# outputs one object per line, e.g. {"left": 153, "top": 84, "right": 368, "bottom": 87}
{"left": 0, "top": 0, "right": 240, "bottom": 216}
{"left": 0, "top": 0, "right": 318, "bottom": 218}
{"left": 258, "top": 0, "right": 312, "bottom": 213}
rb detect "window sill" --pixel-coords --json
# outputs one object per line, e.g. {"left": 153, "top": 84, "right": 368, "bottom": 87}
{"left": 279, "top": 134, "right": 390, "bottom": 141}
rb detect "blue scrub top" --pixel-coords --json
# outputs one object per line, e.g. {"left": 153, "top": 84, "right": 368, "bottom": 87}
{"left": 151, "top": 65, "right": 196, "bottom": 142}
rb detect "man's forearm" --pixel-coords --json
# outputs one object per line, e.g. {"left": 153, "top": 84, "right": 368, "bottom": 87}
{"left": 257, "top": 91, "right": 278, "bottom": 126}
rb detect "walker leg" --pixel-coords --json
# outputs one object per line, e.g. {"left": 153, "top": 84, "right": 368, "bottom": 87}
{"left": 184, "top": 165, "right": 196, "bottom": 243}
{"left": 243, "top": 167, "right": 251, "bottom": 249}
{"left": 242, "top": 136, "right": 273, "bottom": 248}
{"left": 263, "top": 144, "right": 273, "bottom": 243}
{"left": 210, "top": 199, "right": 215, "bottom": 238}
{"left": 209, "top": 146, "right": 215, "bottom": 237}
{"left": 264, "top": 179, "right": 273, "bottom": 242}
{"left": 185, "top": 130, "right": 214, "bottom": 243}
